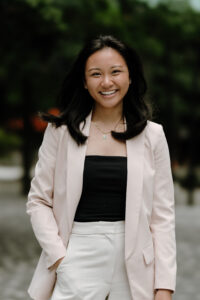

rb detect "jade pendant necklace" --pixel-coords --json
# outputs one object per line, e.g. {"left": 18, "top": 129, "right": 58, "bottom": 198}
{"left": 93, "top": 117, "right": 123, "bottom": 140}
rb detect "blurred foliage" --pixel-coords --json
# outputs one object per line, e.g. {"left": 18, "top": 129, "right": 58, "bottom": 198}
{"left": 0, "top": 0, "right": 200, "bottom": 198}
{"left": 0, "top": 128, "right": 22, "bottom": 156}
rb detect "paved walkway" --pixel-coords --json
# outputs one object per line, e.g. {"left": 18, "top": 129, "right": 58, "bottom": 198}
{"left": 0, "top": 181, "right": 199, "bottom": 300}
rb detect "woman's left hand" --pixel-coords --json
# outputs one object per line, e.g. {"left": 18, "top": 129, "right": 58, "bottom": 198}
{"left": 155, "top": 289, "right": 172, "bottom": 300}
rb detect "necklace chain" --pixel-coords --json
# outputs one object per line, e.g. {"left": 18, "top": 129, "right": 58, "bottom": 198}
{"left": 93, "top": 117, "right": 123, "bottom": 140}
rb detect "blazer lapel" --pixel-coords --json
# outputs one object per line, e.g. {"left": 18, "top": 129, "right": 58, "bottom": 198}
{"left": 64, "top": 111, "right": 92, "bottom": 233}
{"left": 125, "top": 128, "right": 146, "bottom": 260}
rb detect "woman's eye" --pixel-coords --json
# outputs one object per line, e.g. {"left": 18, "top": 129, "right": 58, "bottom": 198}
{"left": 112, "top": 70, "right": 121, "bottom": 74}
{"left": 91, "top": 72, "right": 101, "bottom": 77}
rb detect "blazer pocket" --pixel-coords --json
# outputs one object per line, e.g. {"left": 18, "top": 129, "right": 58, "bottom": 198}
{"left": 143, "top": 243, "right": 154, "bottom": 265}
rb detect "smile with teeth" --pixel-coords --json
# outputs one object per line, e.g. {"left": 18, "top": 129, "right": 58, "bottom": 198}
{"left": 100, "top": 90, "right": 118, "bottom": 95}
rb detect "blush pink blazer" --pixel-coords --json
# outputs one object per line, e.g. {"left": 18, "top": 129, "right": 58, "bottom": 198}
{"left": 26, "top": 110, "right": 176, "bottom": 300}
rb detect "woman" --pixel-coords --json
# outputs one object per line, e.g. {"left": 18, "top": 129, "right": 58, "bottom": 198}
{"left": 26, "top": 35, "right": 176, "bottom": 300}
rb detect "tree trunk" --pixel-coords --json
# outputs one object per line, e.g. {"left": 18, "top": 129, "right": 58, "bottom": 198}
{"left": 21, "top": 77, "right": 33, "bottom": 195}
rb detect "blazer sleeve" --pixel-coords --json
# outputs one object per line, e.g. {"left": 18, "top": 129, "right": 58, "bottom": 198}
{"left": 150, "top": 126, "right": 177, "bottom": 292}
{"left": 26, "top": 123, "right": 67, "bottom": 269}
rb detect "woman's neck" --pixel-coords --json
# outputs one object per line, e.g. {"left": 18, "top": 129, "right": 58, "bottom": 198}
{"left": 91, "top": 105, "right": 123, "bottom": 126}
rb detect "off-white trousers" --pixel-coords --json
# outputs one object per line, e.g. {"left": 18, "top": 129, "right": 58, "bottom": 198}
{"left": 50, "top": 220, "right": 132, "bottom": 300}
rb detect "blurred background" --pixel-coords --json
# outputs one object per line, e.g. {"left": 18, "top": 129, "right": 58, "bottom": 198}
{"left": 0, "top": 0, "right": 200, "bottom": 299}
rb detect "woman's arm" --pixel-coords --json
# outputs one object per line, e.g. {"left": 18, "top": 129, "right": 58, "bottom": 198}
{"left": 26, "top": 124, "right": 66, "bottom": 269}
{"left": 150, "top": 126, "right": 177, "bottom": 293}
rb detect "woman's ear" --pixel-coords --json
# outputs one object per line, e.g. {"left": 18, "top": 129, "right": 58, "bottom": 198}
{"left": 129, "top": 78, "right": 132, "bottom": 85}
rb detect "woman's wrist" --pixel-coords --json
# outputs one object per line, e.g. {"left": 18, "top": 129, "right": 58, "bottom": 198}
{"left": 155, "top": 289, "right": 172, "bottom": 299}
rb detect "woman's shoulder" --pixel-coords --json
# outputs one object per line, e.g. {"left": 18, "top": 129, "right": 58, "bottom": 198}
{"left": 146, "top": 120, "right": 164, "bottom": 135}
{"left": 47, "top": 122, "right": 67, "bottom": 130}
{"left": 146, "top": 120, "right": 163, "bottom": 131}
{"left": 44, "top": 123, "right": 68, "bottom": 141}
{"left": 145, "top": 120, "right": 165, "bottom": 146}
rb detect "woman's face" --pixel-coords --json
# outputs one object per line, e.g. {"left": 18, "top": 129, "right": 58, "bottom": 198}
{"left": 84, "top": 47, "right": 130, "bottom": 110}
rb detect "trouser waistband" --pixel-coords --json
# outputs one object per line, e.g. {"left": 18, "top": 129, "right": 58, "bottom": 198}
{"left": 72, "top": 221, "right": 125, "bottom": 234}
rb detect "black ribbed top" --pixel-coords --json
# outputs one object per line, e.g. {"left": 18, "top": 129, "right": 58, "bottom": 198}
{"left": 74, "top": 155, "right": 127, "bottom": 222}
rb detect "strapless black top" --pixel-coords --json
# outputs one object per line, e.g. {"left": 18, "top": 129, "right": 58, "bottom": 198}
{"left": 74, "top": 155, "right": 127, "bottom": 222}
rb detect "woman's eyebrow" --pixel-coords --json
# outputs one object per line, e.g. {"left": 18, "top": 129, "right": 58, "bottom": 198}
{"left": 111, "top": 64, "right": 124, "bottom": 68}
{"left": 87, "top": 67, "right": 101, "bottom": 72}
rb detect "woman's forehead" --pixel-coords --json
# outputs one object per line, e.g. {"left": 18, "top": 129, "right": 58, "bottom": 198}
{"left": 85, "top": 47, "right": 127, "bottom": 70}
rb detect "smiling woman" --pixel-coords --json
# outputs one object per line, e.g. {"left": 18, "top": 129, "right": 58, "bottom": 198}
{"left": 84, "top": 47, "right": 130, "bottom": 112}
{"left": 27, "top": 35, "right": 176, "bottom": 300}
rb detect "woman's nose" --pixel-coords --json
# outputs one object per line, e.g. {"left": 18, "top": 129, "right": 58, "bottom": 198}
{"left": 100, "top": 75, "right": 113, "bottom": 88}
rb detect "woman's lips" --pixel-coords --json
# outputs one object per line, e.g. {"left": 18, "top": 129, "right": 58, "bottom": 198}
{"left": 99, "top": 89, "right": 118, "bottom": 97}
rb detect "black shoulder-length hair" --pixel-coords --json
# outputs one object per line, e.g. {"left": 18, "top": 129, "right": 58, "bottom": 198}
{"left": 41, "top": 35, "right": 152, "bottom": 145}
